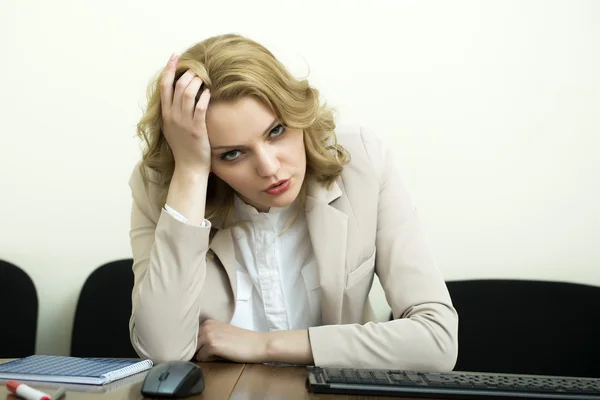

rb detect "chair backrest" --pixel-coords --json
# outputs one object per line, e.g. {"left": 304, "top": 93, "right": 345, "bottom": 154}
{"left": 71, "top": 259, "right": 138, "bottom": 358}
{"left": 447, "top": 279, "right": 600, "bottom": 378}
{"left": 0, "top": 260, "right": 38, "bottom": 357}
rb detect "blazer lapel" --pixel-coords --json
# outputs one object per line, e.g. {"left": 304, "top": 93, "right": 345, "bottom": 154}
{"left": 209, "top": 227, "right": 238, "bottom": 301}
{"left": 305, "top": 178, "right": 348, "bottom": 325}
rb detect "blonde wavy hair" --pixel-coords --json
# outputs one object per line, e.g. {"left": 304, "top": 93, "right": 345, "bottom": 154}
{"left": 137, "top": 33, "right": 349, "bottom": 225}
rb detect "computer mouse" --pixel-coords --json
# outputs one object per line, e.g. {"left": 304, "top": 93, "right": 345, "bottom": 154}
{"left": 141, "top": 360, "right": 204, "bottom": 398}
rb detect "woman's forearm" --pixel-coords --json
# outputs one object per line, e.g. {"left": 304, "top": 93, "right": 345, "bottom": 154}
{"left": 165, "top": 167, "right": 209, "bottom": 226}
{"left": 263, "top": 329, "right": 314, "bottom": 365}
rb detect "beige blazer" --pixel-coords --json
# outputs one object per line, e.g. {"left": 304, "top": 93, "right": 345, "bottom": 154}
{"left": 128, "top": 126, "right": 458, "bottom": 370}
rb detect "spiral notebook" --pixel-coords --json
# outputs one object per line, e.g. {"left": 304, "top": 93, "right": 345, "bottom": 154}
{"left": 0, "top": 368, "right": 150, "bottom": 393}
{"left": 0, "top": 355, "right": 153, "bottom": 385}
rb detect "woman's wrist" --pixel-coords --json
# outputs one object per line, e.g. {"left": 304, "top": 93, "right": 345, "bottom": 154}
{"left": 172, "top": 164, "right": 210, "bottom": 184}
{"left": 263, "top": 329, "right": 314, "bottom": 365}
{"left": 166, "top": 166, "right": 209, "bottom": 226}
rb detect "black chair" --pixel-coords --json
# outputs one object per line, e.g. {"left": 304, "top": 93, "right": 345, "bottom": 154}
{"left": 447, "top": 279, "right": 600, "bottom": 378}
{"left": 71, "top": 259, "right": 138, "bottom": 358}
{"left": 0, "top": 260, "right": 38, "bottom": 357}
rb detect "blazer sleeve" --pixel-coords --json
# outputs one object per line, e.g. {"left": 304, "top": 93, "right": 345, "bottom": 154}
{"left": 128, "top": 164, "right": 211, "bottom": 363}
{"left": 308, "top": 131, "right": 459, "bottom": 371}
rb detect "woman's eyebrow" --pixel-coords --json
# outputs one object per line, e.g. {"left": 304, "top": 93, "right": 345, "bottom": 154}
{"left": 211, "top": 119, "right": 278, "bottom": 151}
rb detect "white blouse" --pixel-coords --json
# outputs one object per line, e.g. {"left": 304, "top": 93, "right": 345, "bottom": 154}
{"left": 164, "top": 196, "right": 322, "bottom": 332}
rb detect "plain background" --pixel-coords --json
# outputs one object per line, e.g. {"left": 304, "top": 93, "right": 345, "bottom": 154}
{"left": 1, "top": 0, "right": 598, "bottom": 356}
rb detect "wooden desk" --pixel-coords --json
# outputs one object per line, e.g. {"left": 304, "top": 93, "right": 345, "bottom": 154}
{"left": 230, "top": 363, "right": 397, "bottom": 400}
{"left": 1, "top": 360, "right": 426, "bottom": 400}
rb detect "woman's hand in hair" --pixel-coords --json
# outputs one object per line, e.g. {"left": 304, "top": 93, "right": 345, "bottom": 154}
{"left": 160, "top": 54, "right": 212, "bottom": 176}
{"left": 161, "top": 54, "right": 211, "bottom": 225}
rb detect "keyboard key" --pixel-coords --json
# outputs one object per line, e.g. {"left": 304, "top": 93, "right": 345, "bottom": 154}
{"left": 406, "top": 373, "right": 424, "bottom": 383}
{"left": 341, "top": 369, "right": 361, "bottom": 383}
{"left": 357, "top": 370, "right": 373, "bottom": 381}
{"left": 325, "top": 369, "right": 344, "bottom": 383}
{"left": 388, "top": 372, "right": 419, "bottom": 385}
{"left": 372, "top": 370, "right": 389, "bottom": 383}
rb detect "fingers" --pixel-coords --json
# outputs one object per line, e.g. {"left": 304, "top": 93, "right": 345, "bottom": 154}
{"left": 160, "top": 53, "right": 209, "bottom": 129}
{"left": 195, "top": 345, "right": 217, "bottom": 362}
{"left": 172, "top": 70, "right": 197, "bottom": 112}
{"left": 193, "top": 88, "right": 211, "bottom": 130}
{"left": 196, "top": 320, "right": 217, "bottom": 361}
{"left": 160, "top": 54, "right": 178, "bottom": 114}
{"left": 182, "top": 77, "right": 204, "bottom": 120}
{"left": 196, "top": 329, "right": 215, "bottom": 361}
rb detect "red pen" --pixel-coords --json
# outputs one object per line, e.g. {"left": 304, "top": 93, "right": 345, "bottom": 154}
{"left": 6, "top": 380, "right": 51, "bottom": 400}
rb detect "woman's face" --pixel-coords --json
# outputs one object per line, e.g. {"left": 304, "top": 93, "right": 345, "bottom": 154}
{"left": 205, "top": 97, "right": 306, "bottom": 212}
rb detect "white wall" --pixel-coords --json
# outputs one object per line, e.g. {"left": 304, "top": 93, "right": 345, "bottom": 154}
{"left": 1, "top": 0, "right": 598, "bottom": 356}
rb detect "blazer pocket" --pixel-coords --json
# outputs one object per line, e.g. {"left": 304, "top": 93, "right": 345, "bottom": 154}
{"left": 346, "top": 249, "right": 376, "bottom": 289}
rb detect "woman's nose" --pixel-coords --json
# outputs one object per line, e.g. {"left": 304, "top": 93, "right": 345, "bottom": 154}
{"left": 256, "top": 147, "right": 280, "bottom": 177}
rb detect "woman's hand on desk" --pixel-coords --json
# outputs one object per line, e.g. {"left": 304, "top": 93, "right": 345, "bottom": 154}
{"left": 195, "top": 319, "right": 268, "bottom": 363}
{"left": 195, "top": 319, "right": 314, "bottom": 365}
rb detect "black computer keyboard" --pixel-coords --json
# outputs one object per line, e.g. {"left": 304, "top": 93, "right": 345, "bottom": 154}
{"left": 307, "top": 366, "right": 600, "bottom": 399}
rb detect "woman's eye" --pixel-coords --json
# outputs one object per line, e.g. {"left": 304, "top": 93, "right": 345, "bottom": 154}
{"left": 269, "top": 124, "right": 286, "bottom": 138}
{"left": 220, "top": 150, "right": 241, "bottom": 161}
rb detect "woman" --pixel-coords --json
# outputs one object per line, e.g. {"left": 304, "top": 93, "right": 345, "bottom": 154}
{"left": 129, "top": 33, "right": 458, "bottom": 370}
